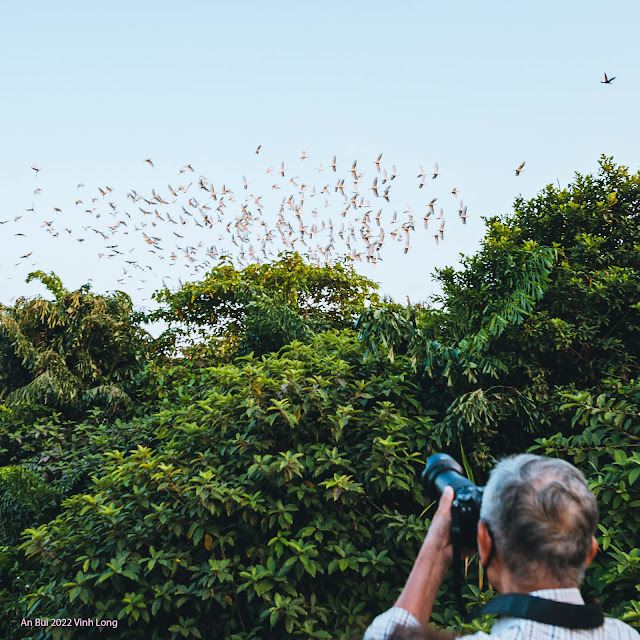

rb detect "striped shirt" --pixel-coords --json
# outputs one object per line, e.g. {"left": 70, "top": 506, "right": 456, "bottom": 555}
{"left": 364, "top": 589, "right": 640, "bottom": 640}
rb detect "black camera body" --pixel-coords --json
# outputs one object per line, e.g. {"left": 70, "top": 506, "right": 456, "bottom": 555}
{"left": 421, "top": 453, "right": 484, "bottom": 549}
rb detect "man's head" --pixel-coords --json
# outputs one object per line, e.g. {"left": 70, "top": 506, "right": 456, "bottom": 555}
{"left": 478, "top": 454, "right": 599, "bottom": 589}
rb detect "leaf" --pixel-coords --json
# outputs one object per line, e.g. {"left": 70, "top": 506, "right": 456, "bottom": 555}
{"left": 460, "top": 441, "right": 475, "bottom": 484}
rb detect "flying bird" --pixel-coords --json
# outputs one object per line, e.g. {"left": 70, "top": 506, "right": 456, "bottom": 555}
{"left": 601, "top": 73, "right": 616, "bottom": 84}
{"left": 144, "top": 158, "right": 154, "bottom": 167}
{"left": 515, "top": 161, "right": 526, "bottom": 176}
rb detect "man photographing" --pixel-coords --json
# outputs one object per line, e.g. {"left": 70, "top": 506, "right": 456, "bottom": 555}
{"left": 364, "top": 454, "right": 639, "bottom": 640}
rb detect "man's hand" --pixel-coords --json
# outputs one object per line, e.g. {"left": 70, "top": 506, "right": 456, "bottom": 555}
{"left": 419, "top": 485, "right": 455, "bottom": 579}
{"left": 394, "top": 486, "right": 455, "bottom": 628}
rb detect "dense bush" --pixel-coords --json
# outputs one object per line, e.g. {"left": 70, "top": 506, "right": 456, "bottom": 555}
{"left": 15, "top": 331, "right": 457, "bottom": 639}
{"left": 0, "top": 466, "right": 62, "bottom": 547}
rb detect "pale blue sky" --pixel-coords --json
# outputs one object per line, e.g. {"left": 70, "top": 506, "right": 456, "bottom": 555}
{"left": 2, "top": 1, "right": 638, "bottom": 312}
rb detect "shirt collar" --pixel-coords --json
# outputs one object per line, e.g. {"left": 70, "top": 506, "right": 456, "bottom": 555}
{"left": 528, "top": 588, "right": 585, "bottom": 605}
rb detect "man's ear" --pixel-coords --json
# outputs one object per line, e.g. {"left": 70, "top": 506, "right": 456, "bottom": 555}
{"left": 477, "top": 520, "right": 492, "bottom": 566}
{"left": 585, "top": 536, "right": 598, "bottom": 567}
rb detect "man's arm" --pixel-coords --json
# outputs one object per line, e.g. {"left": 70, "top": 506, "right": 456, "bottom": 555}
{"left": 394, "top": 486, "right": 454, "bottom": 628}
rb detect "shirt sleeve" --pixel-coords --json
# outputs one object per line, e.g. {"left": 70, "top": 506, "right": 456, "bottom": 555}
{"left": 363, "top": 606, "right": 423, "bottom": 640}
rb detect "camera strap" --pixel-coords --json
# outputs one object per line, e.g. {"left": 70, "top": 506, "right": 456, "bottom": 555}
{"left": 450, "top": 506, "right": 465, "bottom": 615}
{"left": 467, "top": 594, "right": 604, "bottom": 629}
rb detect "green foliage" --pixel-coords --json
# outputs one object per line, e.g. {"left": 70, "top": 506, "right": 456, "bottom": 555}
{"left": 238, "top": 295, "right": 316, "bottom": 356}
{"left": 0, "top": 274, "right": 149, "bottom": 415}
{"left": 0, "top": 466, "right": 62, "bottom": 546}
{"left": 26, "top": 270, "right": 69, "bottom": 300}
{"left": 152, "top": 252, "right": 379, "bottom": 359}
{"left": 357, "top": 157, "right": 640, "bottom": 629}
{"left": 0, "top": 404, "right": 159, "bottom": 496}
{"left": 358, "top": 157, "right": 640, "bottom": 466}
{"left": 14, "top": 331, "right": 450, "bottom": 639}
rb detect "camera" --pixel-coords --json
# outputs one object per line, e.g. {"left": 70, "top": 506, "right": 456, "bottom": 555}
{"left": 421, "top": 453, "right": 484, "bottom": 549}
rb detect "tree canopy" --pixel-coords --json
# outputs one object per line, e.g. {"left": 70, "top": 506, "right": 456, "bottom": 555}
{"left": 151, "top": 252, "right": 379, "bottom": 358}
{"left": 0, "top": 271, "right": 149, "bottom": 415}
{"left": 357, "top": 156, "right": 640, "bottom": 460}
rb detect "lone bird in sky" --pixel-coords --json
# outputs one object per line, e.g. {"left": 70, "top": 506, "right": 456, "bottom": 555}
{"left": 601, "top": 73, "right": 616, "bottom": 84}
{"left": 515, "top": 161, "right": 526, "bottom": 176}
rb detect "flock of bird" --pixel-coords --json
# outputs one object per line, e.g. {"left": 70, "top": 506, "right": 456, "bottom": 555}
{"left": 4, "top": 149, "right": 509, "bottom": 297}
{"left": 3, "top": 69, "right": 616, "bottom": 299}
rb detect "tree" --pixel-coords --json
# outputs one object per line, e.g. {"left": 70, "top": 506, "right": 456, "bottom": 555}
{"left": 357, "top": 157, "right": 640, "bottom": 459}
{"left": 151, "top": 252, "right": 379, "bottom": 359}
{"left": 0, "top": 272, "right": 149, "bottom": 414}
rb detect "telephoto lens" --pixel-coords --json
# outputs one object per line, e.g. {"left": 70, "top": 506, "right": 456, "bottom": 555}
{"left": 422, "top": 453, "right": 477, "bottom": 497}
{"left": 421, "top": 453, "right": 484, "bottom": 550}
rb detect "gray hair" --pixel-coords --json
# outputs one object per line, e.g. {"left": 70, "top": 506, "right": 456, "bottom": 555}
{"left": 479, "top": 454, "right": 598, "bottom": 585}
